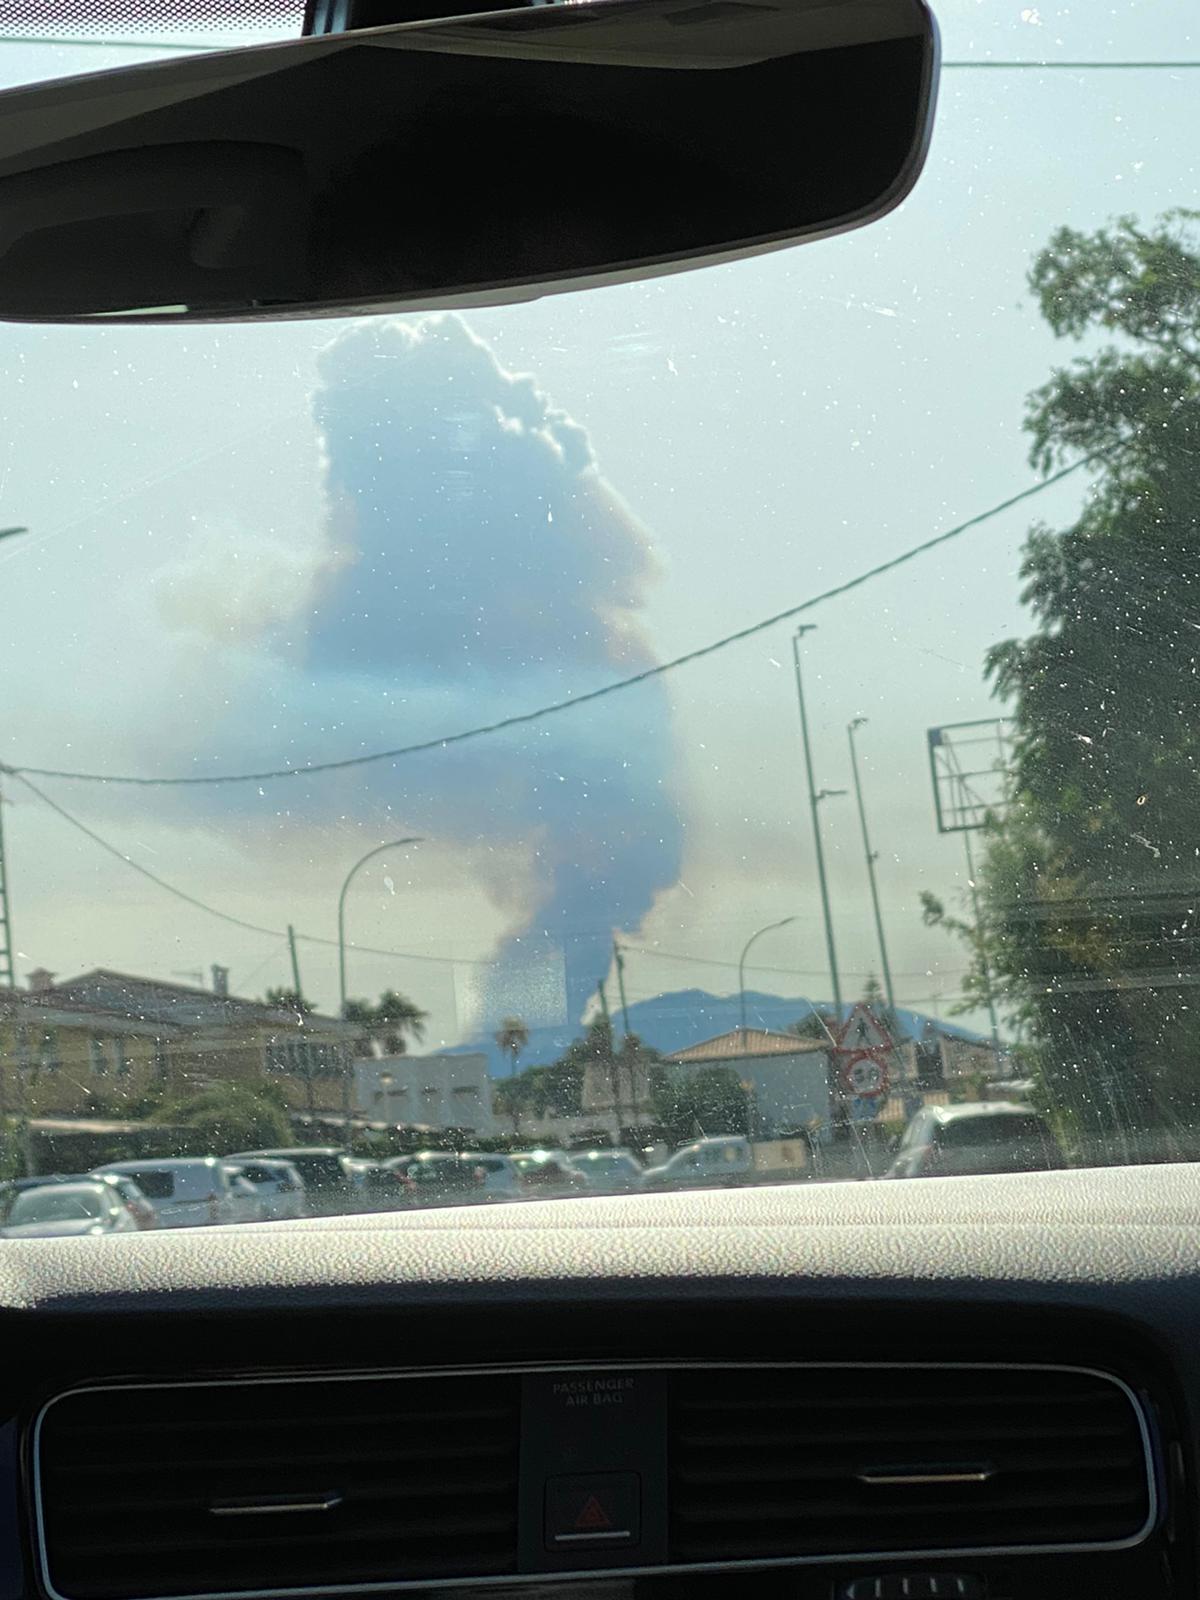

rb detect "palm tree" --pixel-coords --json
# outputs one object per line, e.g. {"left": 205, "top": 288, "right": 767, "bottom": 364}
{"left": 264, "top": 986, "right": 313, "bottom": 1017}
{"left": 494, "top": 1016, "right": 529, "bottom": 1077}
{"left": 342, "top": 992, "right": 428, "bottom": 1056}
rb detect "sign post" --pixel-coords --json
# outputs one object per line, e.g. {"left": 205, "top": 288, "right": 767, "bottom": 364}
{"left": 832, "top": 1002, "right": 894, "bottom": 1122}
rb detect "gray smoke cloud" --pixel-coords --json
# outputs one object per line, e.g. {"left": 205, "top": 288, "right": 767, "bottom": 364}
{"left": 160, "top": 314, "right": 682, "bottom": 1027}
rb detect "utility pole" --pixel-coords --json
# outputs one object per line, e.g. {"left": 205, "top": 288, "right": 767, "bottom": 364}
{"left": 847, "top": 717, "right": 896, "bottom": 1015}
{"left": 0, "top": 527, "right": 31, "bottom": 984}
{"left": 961, "top": 821, "right": 1004, "bottom": 1075}
{"left": 0, "top": 778, "right": 14, "bottom": 990}
{"left": 287, "top": 923, "right": 304, "bottom": 1000}
{"left": 612, "top": 942, "right": 636, "bottom": 1125}
{"left": 597, "top": 977, "right": 621, "bottom": 1135}
{"left": 792, "top": 626, "right": 843, "bottom": 1020}
{"left": 613, "top": 941, "right": 631, "bottom": 1037}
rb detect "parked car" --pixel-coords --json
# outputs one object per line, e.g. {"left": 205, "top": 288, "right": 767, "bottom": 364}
{"left": 223, "top": 1158, "right": 305, "bottom": 1221}
{"left": 1, "top": 1171, "right": 158, "bottom": 1230}
{"left": 227, "top": 1147, "right": 355, "bottom": 1216}
{"left": 460, "top": 1152, "right": 523, "bottom": 1201}
{"left": 1, "top": 1180, "right": 140, "bottom": 1239}
{"left": 95, "top": 1158, "right": 261, "bottom": 1227}
{"left": 511, "top": 1150, "right": 588, "bottom": 1198}
{"left": 358, "top": 1160, "right": 416, "bottom": 1208}
{"left": 90, "top": 1171, "right": 159, "bottom": 1230}
{"left": 387, "top": 1152, "right": 490, "bottom": 1207}
{"left": 885, "top": 1102, "right": 1067, "bottom": 1180}
{"left": 641, "top": 1135, "right": 754, "bottom": 1191}
{"left": 570, "top": 1148, "right": 645, "bottom": 1194}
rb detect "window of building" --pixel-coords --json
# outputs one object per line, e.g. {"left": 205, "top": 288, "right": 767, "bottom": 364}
{"left": 38, "top": 1029, "right": 60, "bottom": 1071}
{"left": 113, "top": 1036, "right": 132, "bottom": 1076}
{"left": 89, "top": 1036, "right": 108, "bottom": 1076}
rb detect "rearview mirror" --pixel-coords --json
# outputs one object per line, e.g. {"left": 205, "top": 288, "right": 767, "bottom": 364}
{"left": 0, "top": 0, "right": 937, "bottom": 323}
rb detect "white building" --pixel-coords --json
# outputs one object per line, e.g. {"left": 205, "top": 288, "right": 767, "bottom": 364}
{"left": 665, "top": 1028, "right": 832, "bottom": 1137}
{"left": 354, "top": 1052, "right": 496, "bottom": 1137}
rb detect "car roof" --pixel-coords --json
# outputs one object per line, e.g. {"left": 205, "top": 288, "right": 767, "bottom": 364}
{"left": 228, "top": 1147, "right": 342, "bottom": 1159}
{"left": 100, "top": 1156, "right": 219, "bottom": 1170}
{"left": 18, "top": 1179, "right": 107, "bottom": 1197}
{"left": 928, "top": 1101, "right": 1042, "bottom": 1124}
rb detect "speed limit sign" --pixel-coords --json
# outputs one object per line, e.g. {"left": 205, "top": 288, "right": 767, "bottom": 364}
{"left": 838, "top": 1050, "right": 889, "bottom": 1101}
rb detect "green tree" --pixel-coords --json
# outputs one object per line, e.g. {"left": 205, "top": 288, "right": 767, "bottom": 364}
{"left": 649, "top": 1065, "right": 749, "bottom": 1146}
{"left": 491, "top": 1019, "right": 627, "bottom": 1133}
{"left": 934, "top": 210, "right": 1200, "bottom": 1149}
{"left": 149, "top": 1082, "right": 292, "bottom": 1156}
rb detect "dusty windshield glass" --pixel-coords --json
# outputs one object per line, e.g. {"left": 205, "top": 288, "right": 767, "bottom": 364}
{"left": 0, "top": 3, "right": 1198, "bottom": 1233}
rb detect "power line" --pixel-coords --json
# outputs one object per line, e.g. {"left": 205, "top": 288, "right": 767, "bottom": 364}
{"left": 9, "top": 771, "right": 496, "bottom": 969}
{"left": 622, "top": 941, "right": 968, "bottom": 982}
{"left": 3, "top": 446, "right": 1108, "bottom": 790}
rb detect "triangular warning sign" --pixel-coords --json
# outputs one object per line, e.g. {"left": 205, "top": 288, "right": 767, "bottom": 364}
{"left": 834, "top": 1001, "right": 894, "bottom": 1054}
{"left": 574, "top": 1495, "right": 612, "bottom": 1531}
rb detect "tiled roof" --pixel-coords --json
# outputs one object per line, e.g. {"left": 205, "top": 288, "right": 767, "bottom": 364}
{"left": 38, "top": 970, "right": 349, "bottom": 1033}
{"left": 0, "top": 986, "right": 182, "bottom": 1035}
{"left": 668, "top": 1027, "right": 828, "bottom": 1062}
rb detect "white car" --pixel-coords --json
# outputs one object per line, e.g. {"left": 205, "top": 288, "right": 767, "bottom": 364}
{"left": 1, "top": 1180, "right": 141, "bottom": 1239}
{"left": 95, "top": 1158, "right": 262, "bottom": 1228}
{"left": 885, "top": 1103, "right": 1067, "bottom": 1180}
{"left": 641, "top": 1135, "right": 753, "bottom": 1191}
{"left": 223, "top": 1158, "right": 306, "bottom": 1221}
{"left": 571, "top": 1149, "right": 645, "bottom": 1194}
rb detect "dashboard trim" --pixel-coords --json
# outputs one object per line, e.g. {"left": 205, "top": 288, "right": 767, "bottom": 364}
{"left": 29, "top": 1359, "right": 1161, "bottom": 1598}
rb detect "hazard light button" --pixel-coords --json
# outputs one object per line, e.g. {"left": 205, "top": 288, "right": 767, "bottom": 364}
{"left": 544, "top": 1473, "right": 641, "bottom": 1551}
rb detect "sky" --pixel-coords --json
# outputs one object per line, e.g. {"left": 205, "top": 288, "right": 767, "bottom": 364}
{"left": 0, "top": 1, "right": 1197, "bottom": 1050}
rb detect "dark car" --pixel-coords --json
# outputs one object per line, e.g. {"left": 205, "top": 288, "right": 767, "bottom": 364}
{"left": 226, "top": 1148, "right": 354, "bottom": 1216}
{"left": 385, "top": 1153, "right": 489, "bottom": 1208}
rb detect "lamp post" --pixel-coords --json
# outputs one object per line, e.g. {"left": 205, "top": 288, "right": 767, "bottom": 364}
{"left": 337, "top": 837, "right": 422, "bottom": 1140}
{"left": 738, "top": 915, "right": 798, "bottom": 1042}
{"left": 847, "top": 716, "right": 896, "bottom": 1014}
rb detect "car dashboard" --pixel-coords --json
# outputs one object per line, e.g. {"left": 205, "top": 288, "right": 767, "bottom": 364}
{"left": 2, "top": 1164, "right": 1199, "bottom": 1600}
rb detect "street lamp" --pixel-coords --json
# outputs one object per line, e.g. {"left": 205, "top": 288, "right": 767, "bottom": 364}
{"left": 847, "top": 716, "right": 896, "bottom": 1014}
{"left": 337, "top": 836, "right": 423, "bottom": 1138}
{"left": 738, "top": 915, "right": 797, "bottom": 1041}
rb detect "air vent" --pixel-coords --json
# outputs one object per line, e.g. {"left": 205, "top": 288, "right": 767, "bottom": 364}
{"left": 36, "top": 1374, "right": 520, "bottom": 1600}
{"left": 669, "top": 1365, "right": 1155, "bottom": 1563}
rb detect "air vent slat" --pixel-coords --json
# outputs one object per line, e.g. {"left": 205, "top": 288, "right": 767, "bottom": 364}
{"left": 668, "top": 1366, "right": 1153, "bottom": 1562}
{"left": 38, "top": 1376, "right": 520, "bottom": 1599}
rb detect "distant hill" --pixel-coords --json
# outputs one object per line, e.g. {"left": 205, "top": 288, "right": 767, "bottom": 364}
{"left": 448, "top": 987, "right": 988, "bottom": 1078}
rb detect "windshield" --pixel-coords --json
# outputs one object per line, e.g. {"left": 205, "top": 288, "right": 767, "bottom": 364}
{"left": 8, "top": 1186, "right": 104, "bottom": 1224}
{"left": 0, "top": 2, "right": 1197, "bottom": 1227}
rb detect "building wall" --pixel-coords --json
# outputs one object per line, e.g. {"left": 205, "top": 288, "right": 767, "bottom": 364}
{"left": 179, "top": 1027, "right": 350, "bottom": 1112}
{"left": 0, "top": 1014, "right": 352, "bottom": 1119}
{"left": 0, "top": 1016, "right": 165, "bottom": 1117}
{"left": 355, "top": 1053, "right": 496, "bottom": 1136}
